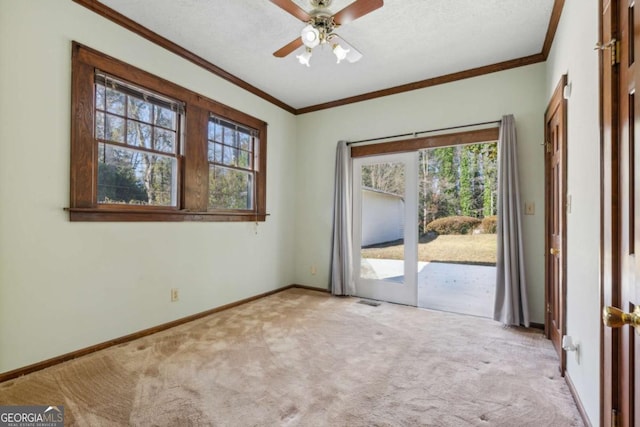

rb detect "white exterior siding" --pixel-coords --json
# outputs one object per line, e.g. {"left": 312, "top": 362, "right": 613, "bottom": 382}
{"left": 361, "top": 189, "right": 404, "bottom": 246}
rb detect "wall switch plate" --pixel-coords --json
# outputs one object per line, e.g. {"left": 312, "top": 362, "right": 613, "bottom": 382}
{"left": 524, "top": 202, "right": 535, "bottom": 215}
{"left": 171, "top": 288, "right": 179, "bottom": 302}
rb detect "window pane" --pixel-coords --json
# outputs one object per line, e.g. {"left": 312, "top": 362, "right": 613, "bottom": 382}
{"left": 215, "top": 122, "right": 223, "bottom": 142}
{"left": 95, "top": 112, "right": 105, "bottom": 140}
{"left": 214, "top": 143, "right": 223, "bottom": 163}
{"left": 98, "top": 143, "right": 176, "bottom": 206}
{"left": 223, "top": 146, "right": 235, "bottom": 165}
{"left": 224, "top": 126, "right": 236, "bottom": 147}
{"left": 209, "top": 165, "right": 253, "bottom": 210}
{"left": 154, "top": 128, "right": 175, "bottom": 153}
{"left": 238, "top": 132, "right": 251, "bottom": 150}
{"left": 231, "top": 148, "right": 240, "bottom": 167}
{"left": 146, "top": 155, "right": 177, "bottom": 206}
{"left": 126, "top": 122, "right": 152, "bottom": 149}
{"left": 105, "top": 114, "right": 125, "bottom": 143}
{"left": 253, "top": 139, "right": 260, "bottom": 170}
{"left": 95, "top": 84, "right": 106, "bottom": 111}
{"left": 208, "top": 121, "right": 218, "bottom": 141}
{"left": 106, "top": 87, "right": 125, "bottom": 115}
{"left": 155, "top": 106, "right": 176, "bottom": 129}
{"left": 238, "top": 150, "right": 250, "bottom": 169}
{"left": 127, "top": 97, "right": 152, "bottom": 123}
{"left": 207, "top": 142, "right": 215, "bottom": 162}
{"left": 207, "top": 142, "right": 223, "bottom": 162}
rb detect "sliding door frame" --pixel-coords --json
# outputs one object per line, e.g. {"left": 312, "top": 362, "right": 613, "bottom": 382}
{"left": 353, "top": 152, "right": 419, "bottom": 305}
{"left": 351, "top": 127, "right": 500, "bottom": 158}
{"left": 350, "top": 125, "right": 501, "bottom": 306}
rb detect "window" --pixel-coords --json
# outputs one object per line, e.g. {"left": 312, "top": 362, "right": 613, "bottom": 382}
{"left": 207, "top": 116, "right": 258, "bottom": 211}
{"left": 95, "top": 72, "right": 182, "bottom": 207}
{"left": 69, "top": 42, "right": 267, "bottom": 222}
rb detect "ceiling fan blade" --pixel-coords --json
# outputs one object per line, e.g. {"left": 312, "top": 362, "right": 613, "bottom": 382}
{"left": 269, "top": 0, "right": 311, "bottom": 22}
{"left": 333, "top": 0, "right": 383, "bottom": 25}
{"left": 273, "top": 37, "right": 304, "bottom": 58}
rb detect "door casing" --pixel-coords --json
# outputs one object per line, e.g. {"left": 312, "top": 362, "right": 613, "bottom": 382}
{"left": 544, "top": 74, "right": 568, "bottom": 375}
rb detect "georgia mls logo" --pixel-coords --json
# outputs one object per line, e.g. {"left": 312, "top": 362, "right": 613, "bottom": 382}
{"left": 44, "top": 406, "right": 62, "bottom": 415}
{"left": 0, "top": 405, "right": 64, "bottom": 427}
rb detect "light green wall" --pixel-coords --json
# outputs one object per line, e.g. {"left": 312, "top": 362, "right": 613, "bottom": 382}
{"left": 293, "top": 63, "right": 548, "bottom": 324}
{"left": 546, "top": 1, "right": 600, "bottom": 424}
{"left": 0, "top": 0, "right": 297, "bottom": 372}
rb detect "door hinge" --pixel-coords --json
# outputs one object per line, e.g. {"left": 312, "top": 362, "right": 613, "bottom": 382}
{"left": 545, "top": 142, "right": 552, "bottom": 153}
{"left": 612, "top": 409, "right": 620, "bottom": 427}
{"left": 547, "top": 303, "right": 551, "bottom": 314}
{"left": 595, "top": 39, "right": 620, "bottom": 65}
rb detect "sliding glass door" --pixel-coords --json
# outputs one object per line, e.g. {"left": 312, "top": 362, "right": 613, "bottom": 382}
{"left": 352, "top": 152, "right": 418, "bottom": 306}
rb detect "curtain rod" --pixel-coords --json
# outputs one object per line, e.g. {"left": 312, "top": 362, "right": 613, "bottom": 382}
{"left": 346, "top": 119, "right": 502, "bottom": 146}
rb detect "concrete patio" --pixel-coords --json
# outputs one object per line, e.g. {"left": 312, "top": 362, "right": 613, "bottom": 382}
{"left": 360, "top": 258, "right": 496, "bottom": 318}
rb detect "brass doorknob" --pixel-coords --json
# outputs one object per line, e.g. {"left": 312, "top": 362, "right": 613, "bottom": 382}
{"left": 602, "top": 306, "right": 640, "bottom": 332}
{"left": 550, "top": 248, "right": 561, "bottom": 255}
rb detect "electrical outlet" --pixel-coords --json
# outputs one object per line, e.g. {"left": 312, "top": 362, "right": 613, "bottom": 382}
{"left": 310, "top": 265, "right": 317, "bottom": 275}
{"left": 171, "top": 288, "right": 179, "bottom": 302}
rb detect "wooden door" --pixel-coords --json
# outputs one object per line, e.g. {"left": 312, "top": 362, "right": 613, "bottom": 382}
{"left": 602, "top": 1, "right": 640, "bottom": 426}
{"left": 618, "top": 2, "right": 640, "bottom": 425}
{"left": 601, "top": 0, "right": 620, "bottom": 425}
{"left": 545, "top": 75, "right": 567, "bottom": 374}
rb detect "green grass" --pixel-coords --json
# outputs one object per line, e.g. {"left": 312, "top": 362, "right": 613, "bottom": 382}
{"left": 361, "top": 233, "right": 497, "bottom": 265}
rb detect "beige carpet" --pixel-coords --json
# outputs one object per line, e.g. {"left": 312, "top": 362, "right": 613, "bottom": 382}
{"left": 0, "top": 288, "right": 583, "bottom": 426}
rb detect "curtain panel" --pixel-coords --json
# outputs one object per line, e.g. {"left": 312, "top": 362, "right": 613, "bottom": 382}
{"left": 494, "top": 115, "right": 530, "bottom": 327}
{"left": 330, "top": 141, "right": 355, "bottom": 296}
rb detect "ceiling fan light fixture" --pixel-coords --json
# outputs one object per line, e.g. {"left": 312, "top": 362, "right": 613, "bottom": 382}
{"left": 332, "top": 43, "right": 350, "bottom": 64}
{"left": 301, "top": 24, "right": 320, "bottom": 48}
{"left": 270, "top": 0, "right": 384, "bottom": 65}
{"left": 296, "top": 48, "right": 312, "bottom": 67}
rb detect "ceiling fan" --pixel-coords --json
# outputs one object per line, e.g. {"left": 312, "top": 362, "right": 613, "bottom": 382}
{"left": 269, "top": 0, "right": 384, "bottom": 67}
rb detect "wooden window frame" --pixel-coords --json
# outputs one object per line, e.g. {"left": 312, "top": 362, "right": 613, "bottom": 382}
{"left": 206, "top": 115, "right": 259, "bottom": 212}
{"left": 94, "top": 71, "right": 184, "bottom": 209}
{"left": 68, "top": 42, "right": 267, "bottom": 222}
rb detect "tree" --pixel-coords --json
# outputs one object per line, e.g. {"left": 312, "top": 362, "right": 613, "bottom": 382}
{"left": 418, "top": 141, "right": 498, "bottom": 231}
{"left": 97, "top": 162, "right": 148, "bottom": 204}
{"left": 209, "top": 167, "right": 251, "bottom": 209}
{"left": 482, "top": 143, "right": 498, "bottom": 216}
{"left": 459, "top": 147, "right": 473, "bottom": 216}
{"left": 361, "top": 163, "right": 405, "bottom": 195}
{"left": 419, "top": 150, "right": 437, "bottom": 232}
{"left": 431, "top": 146, "right": 458, "bottom": 217}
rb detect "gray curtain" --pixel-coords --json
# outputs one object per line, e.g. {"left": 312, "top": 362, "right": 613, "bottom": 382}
{"left": 494, "top": 115, "right": 530, "bottom": 327}
{"left": 330, "top": 141, "right": 355, "bottom": 296}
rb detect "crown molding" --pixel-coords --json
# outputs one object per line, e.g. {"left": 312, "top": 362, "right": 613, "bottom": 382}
{"left": 71, "top": 0, "right": 296, "bottom": 114}
{"left": 72, "top": 0, "right": 564, "bottom": 115}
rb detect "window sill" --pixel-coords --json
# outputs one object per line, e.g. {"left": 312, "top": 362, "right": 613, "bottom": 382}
{"left": 66, "top": 208, "right": 268, "bottom": 222}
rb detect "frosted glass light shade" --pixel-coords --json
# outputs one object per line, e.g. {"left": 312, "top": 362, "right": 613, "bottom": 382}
{"left": 296, "top": 49, "right": 312, "bottom": 67}
{"left": 301, "top": 25, "right": 320, "bottom": 48}
{"left": 332, "top": 44, "right": 350, "bottom": 64}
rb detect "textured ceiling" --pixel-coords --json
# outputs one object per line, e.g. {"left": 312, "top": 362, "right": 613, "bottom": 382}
{"left": 98, "top": 0, "right": 555, "bottom": 110}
